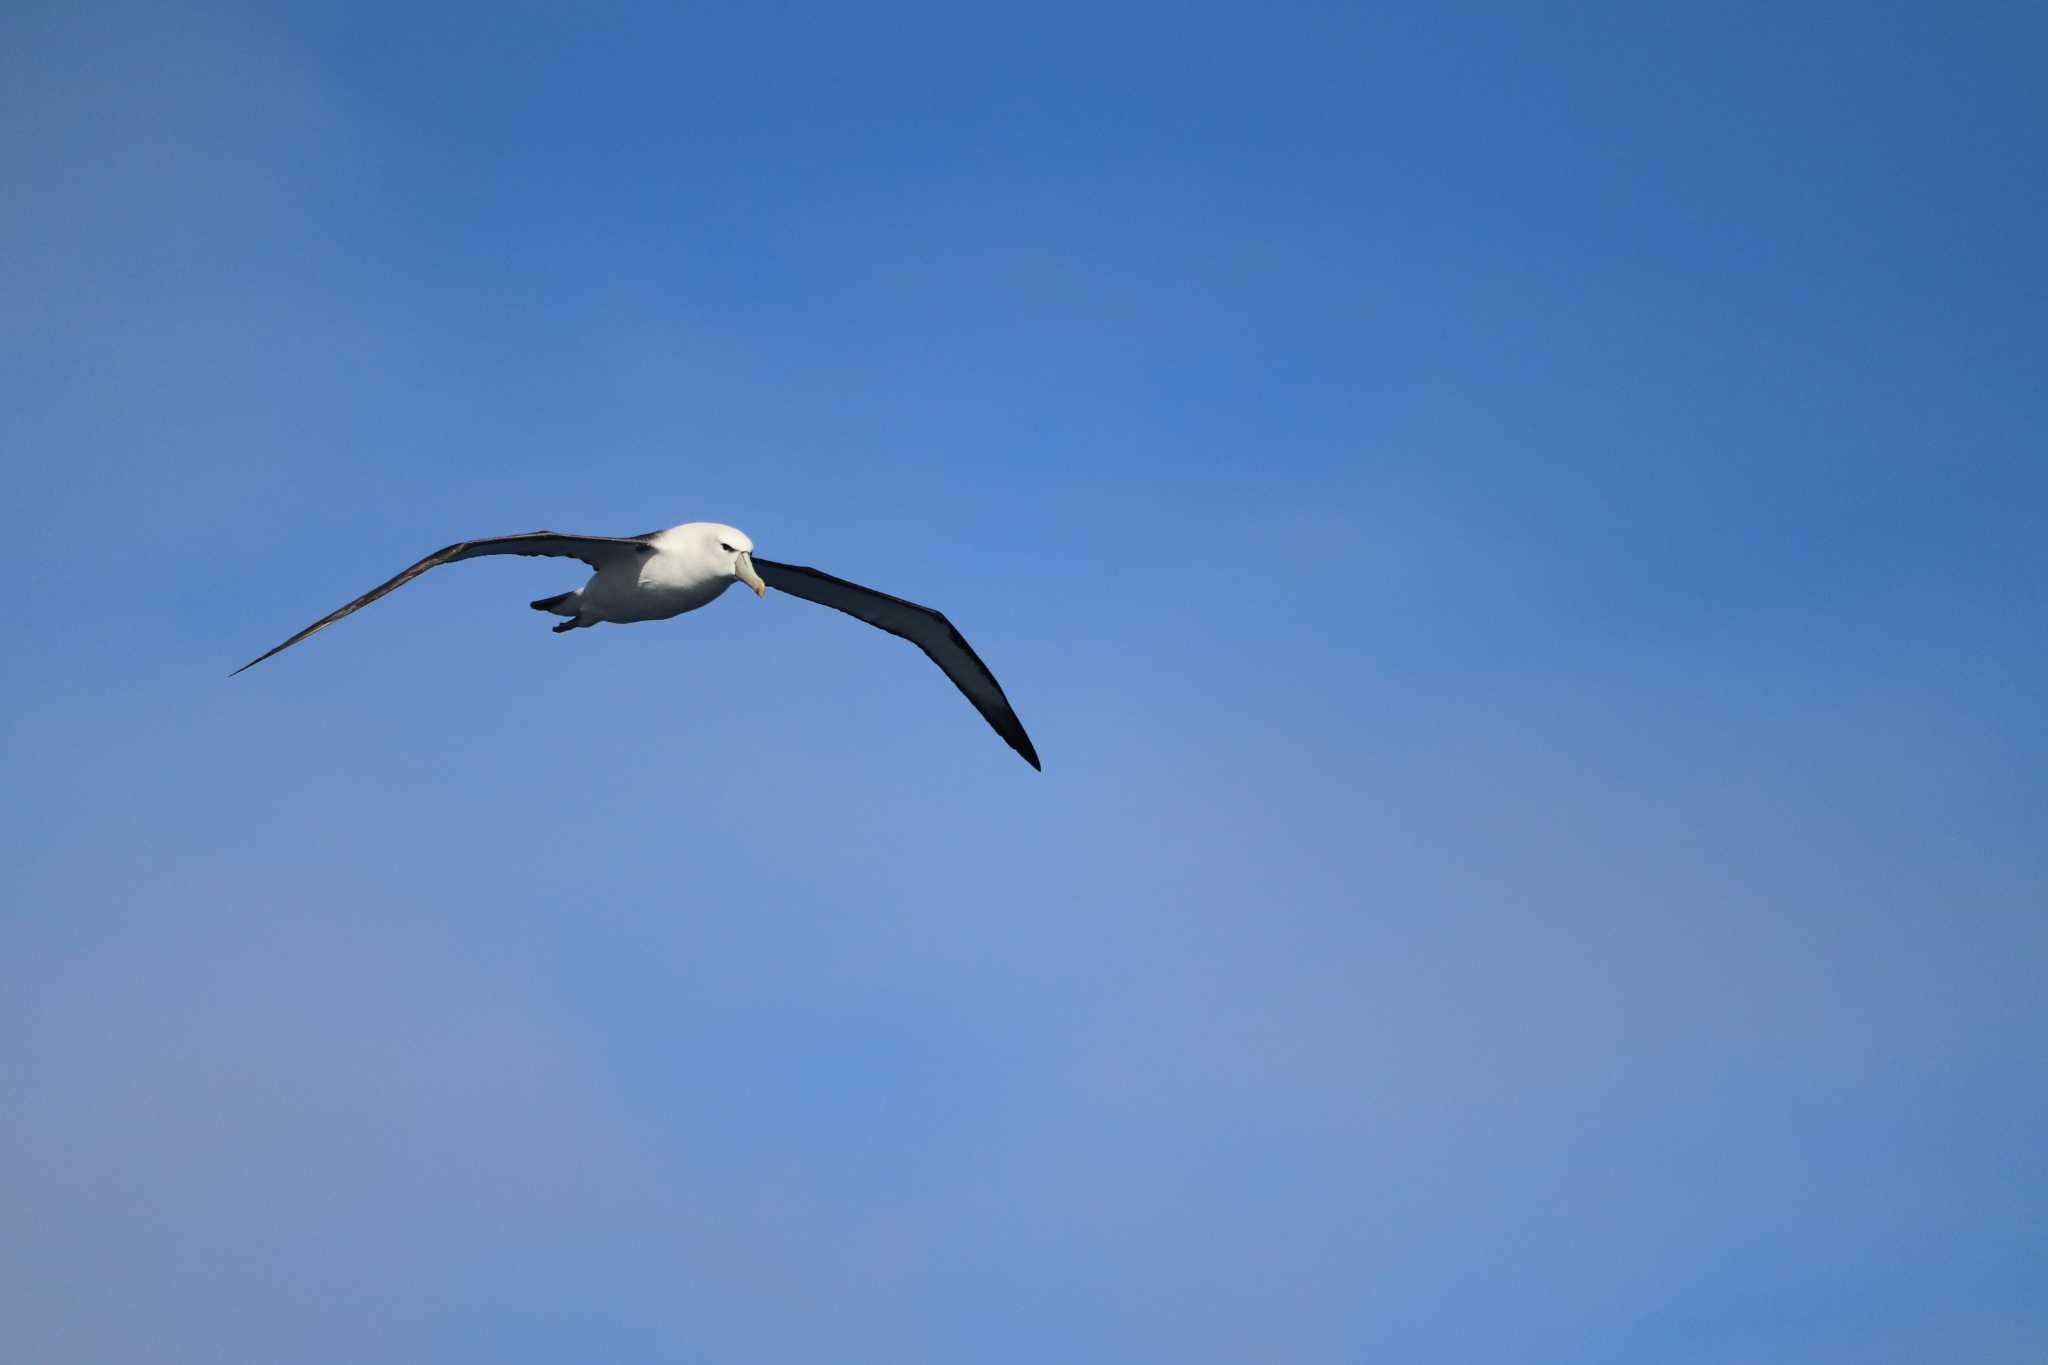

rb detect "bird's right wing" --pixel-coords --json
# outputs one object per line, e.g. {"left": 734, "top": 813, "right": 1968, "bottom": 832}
{"left": 232, "top": 532, "right": 654, "bottom": 675}
{"left": 752, "top": 557, "right": 1040, "bottom": 769}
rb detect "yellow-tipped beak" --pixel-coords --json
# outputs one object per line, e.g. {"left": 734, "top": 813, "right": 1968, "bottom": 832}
{"left": 736, "top": 551, "right": 767, "bottom": 597}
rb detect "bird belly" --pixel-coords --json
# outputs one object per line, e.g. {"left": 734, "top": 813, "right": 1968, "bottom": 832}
{"left": 579, "top": 560, "right": 731, "bottom": 623}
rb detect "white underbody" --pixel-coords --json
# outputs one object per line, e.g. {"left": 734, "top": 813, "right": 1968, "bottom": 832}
{"left": 544, "top": 525, "right": 747, "bottom": 625}
{"left": 579, "top": 555, "right": 735, "bottom": 623}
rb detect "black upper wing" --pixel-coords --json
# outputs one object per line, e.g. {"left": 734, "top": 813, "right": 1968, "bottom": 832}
{"left": 232, "top": 532, "right": 653, "bottom": 675}
{"left": 753, "top": 557, "right": 1040, "bottom": 769}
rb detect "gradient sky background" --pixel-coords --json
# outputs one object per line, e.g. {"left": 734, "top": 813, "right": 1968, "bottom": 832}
{"left": 3, "top": 2, "right": 2044, "bottom": 1361}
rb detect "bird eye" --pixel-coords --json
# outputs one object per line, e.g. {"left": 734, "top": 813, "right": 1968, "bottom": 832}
{"left": 720, "top": 542, "right": 735, "bottom": 552}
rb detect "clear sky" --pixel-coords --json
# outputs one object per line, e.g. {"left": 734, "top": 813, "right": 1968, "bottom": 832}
{"left": 3, "top": 1, "right": 2043, "bottom": 1360}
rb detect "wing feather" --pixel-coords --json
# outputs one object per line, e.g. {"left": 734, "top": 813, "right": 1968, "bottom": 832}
{"left": 753, "top": 557, "right": 1040, "bottom": 769}
{"left": 231, "top": 532, "right": 652, "bottom": 675}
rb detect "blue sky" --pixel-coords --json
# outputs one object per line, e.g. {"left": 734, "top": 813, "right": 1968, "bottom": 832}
{"left": 2, "top": 1, "right": 2043, "bottom": 1360}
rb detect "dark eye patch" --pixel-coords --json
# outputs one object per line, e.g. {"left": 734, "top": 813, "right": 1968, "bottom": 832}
{"left": 720, "top": 542, "right": 735, "bottom": 552}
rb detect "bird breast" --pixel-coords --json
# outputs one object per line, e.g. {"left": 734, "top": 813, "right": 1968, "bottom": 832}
{"left": 582, "top": 551, "right": 730, "bottom": 623}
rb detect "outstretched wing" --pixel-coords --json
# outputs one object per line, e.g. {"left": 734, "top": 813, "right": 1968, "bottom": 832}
{"left": 232, "top": 532, "right": 654, "bottom": 675}
{"left": 752, "top": 557, "right": 1040, "bottom": 770}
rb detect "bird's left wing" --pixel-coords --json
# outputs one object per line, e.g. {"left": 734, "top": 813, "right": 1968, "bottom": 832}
{"left": 232, "top": 531, "right": 654, "bottom": 675}
{"left": 752, "top": 557, "right": 1040, "bottom": 769}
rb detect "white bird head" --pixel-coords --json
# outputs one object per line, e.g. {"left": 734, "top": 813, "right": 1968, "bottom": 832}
{"left": 674, "top": 521, "right": 764, "bottom": 595}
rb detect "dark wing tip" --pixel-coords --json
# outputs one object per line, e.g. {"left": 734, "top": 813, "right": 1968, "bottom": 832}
{"left": 996, "top": 707, "right": 1041, "bottom": 770}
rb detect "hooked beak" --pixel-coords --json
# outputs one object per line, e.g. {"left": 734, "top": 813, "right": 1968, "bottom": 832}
{"left": 736, "top": 550, "right": 766, "bottom": 597}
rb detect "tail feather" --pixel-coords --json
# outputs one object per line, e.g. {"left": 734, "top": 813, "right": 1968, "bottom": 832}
{"left": 530, "top": 591, "right": 575, "bottom": 614}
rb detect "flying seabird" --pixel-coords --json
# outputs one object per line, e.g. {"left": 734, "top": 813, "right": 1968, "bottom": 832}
{"left": 233, "top": 522, "right": 1040, "bottom": 769}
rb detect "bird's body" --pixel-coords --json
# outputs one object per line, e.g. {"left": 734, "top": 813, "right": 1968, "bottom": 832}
{"left": 235, "top": 521, "right": 1041, "bottom": 768}
{"left": 538, "top": 522, "right": 755, "bottom": 628}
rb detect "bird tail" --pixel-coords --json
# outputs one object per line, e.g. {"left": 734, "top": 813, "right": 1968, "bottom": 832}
{"left": 530, "top": 590, "right": 578, "bottom": 616}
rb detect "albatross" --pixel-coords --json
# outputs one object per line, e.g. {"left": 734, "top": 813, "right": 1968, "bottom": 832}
{"left": 233, "top": 522, "right": 1040, "bottom": 769}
